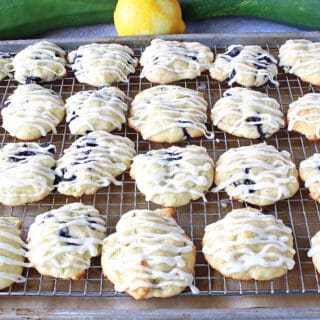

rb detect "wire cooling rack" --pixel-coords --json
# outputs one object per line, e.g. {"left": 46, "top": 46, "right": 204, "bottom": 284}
{"left": 1, "top": 39, "right": 320, "bottom": 297}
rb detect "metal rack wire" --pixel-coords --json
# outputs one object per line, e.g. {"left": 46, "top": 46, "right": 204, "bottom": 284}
{"left": 0, "top": 42, "right": 320, "bottom": 297}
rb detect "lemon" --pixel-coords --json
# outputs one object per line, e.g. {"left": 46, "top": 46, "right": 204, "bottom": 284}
{"left": 114, "top": 0, "right": 186, "bottom": 36}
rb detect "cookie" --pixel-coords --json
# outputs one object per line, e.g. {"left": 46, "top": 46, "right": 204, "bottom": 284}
{"left": 128, "top": 85, "right": 213, "bottom": 143}
{"left": 287, "top": 93, "right": 320, "bottom": 141}
{"left": 101, "top": 208, "right": 198, "bottom": 299}
{"left": 212, "top": 143, "right": 299, "bottom": 206}
{"left": 2, "top": 84, "right": 65, "bottom": 140}
{"left": 12, "top": 40, "right": 66, "bottom": 84}
{"left": 68, "top": 43, "right": 138, "bottom": 87}
{"left": 130, "top": 145, "right": 214, "bottom": 207}
{"left": 209, "top": 45, "right": 278, "bottom": 87}
{"left": 0, "top": 217, "right": 29, "bottom": 290}
{"left": 55, "top": 131, "right": 136, "bottom": 197}
{"left": 202, "top": 207, "right": 295, "bottom": 281}
{"left": 27, "top": 202, "right": 106, "bottom": 280}
{"left": 211, "top": 87, "right": 285, "bottom": 140}
{"left": 66, "top": 86, "right": 127, "bottom": 135}
{"left": 308, "top": 231, "right": 320, "bottom": 273}
{"left": 279, "top": 39, "right": 320, "bottom": 86}
{"left": 299, "top": 153, "right": 320, "bottom": 202}
{"left": 0, "top": 142, "right": 56, "bottom": 206}
{"left": 0, "top": 52, "right": 13, "bottom": 81}
{"left": 140, "top": 39, "right": 213, "bottom": 84}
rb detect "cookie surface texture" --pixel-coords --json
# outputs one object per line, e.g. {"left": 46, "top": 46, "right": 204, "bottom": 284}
{"left": 0, "top": 217, "right": 29, "bottom": 290}
{"left": 299, "top": 153, "right": 320, "bottom": 202}
{"left": 12, "top": 40, "right": 66, "bottom": 84}
{"left": 55, "top": 131, "right": 136, "bottom": 197}
{"left": 202, "top": 207, "right": 295, "bottom": 280}
{"left": 130, "top": 145, "right": 214, "bottom": 207}
{"left": 2, "top": 84, "right": 65, "bottom": 140}
{"left": 287, "top": 93, "right": 320, "bottom": 141}
{"left": 68, "top": 43, "right": 138, "bottom": 87}
{"left": 209, "top": 44, "right": 278, "bottom": 87}
{"left": 128, "top": 85, "right": 213, "bottom": 143}
{"left": 66, "top": 86, "right": 127, "bottom": 135}
{"left": 279, "top": 39, "right": 320, "bottom": 86}
{"left": 0, "top": 142, "right": 56, "bottom": 206}
{"left": 27, "top": 202, "right": 106, "bottom": 279}
{"left": 212, "top": 143, "right": 299, "bottom": 206}
{"left": 101, "top": 208, "right": 198, "bottom": 299}
{"left": 140, "top": 39, "right": 213, "bottom": 84}
{"left": 211, "top": 87, "right": 284, "bottom": 139}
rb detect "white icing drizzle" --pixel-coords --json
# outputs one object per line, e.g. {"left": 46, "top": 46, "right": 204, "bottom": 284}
{"left": 66, "top": 86, "right": 127, "bottom": 134}
{"left": 308, "top": 231, "right": 320, "bottom": 258}
{"left": 68, "top": 43, "right": 137, "bottom": 84}
{"left": 2, "top": 84, "right": 65, "bottom": 138}
{"left": 287, "top": 93, "right": 320, "bottom": 138}
{"left": 103, "top": 209, "right": 198, "bottom": 294}
{"left": 12, "top": 40, "right": 66, "bottom": 83}
{"left": 203, "top": 209, "right": 295, "bottom": 273}
{"left": 55, "top": 131, "right": 136, "bottom": 194}
{"left": 216, "top": 44, "right": 278, "bottom": 86}
{"left": 27, "top": 203, "right": 106, "bottom": 272}
{"left": 0, "top": 219, "right": 30, "bottom": 285}
{"left": 140, "top": 39, "right": 213, "bottom": 79}
{"left": 130, "top": 85, "right": 214, "bottom": 140}
{"left": 212, "top": 143, "right": 298, "bottom": 204}
{"left": 279, "top": 39, "right": 320, "bottom": 77}
{"left": 212, "top": 87, "right": 284, "bottom": 136}
{"left": 0, "top": 142, "right": 56, "bottom": 204}
{"left": 299, "top": 153, "right": 320, "bottom": 188}
{"left": 131, "top": 145, "right": 214, "bottom": 202}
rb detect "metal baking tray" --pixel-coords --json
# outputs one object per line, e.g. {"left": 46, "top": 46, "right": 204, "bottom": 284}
{"left": 1, "top": 32, "right": 320, "bottom": 299}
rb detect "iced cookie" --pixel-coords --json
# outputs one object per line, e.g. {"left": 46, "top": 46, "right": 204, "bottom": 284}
{"left": 66, "top": 86, "right": 127, "bottom": 135}
{"left": 0, "top": 217, "right": 29, "bottom": 290}
{"left": 27, "top": 202, "right": 106, "bottom": 279}
{"left": 12, "top": 40, "right": 66, "bottom": 84}
{"left": 130, "top": 145, "right": 214, "bottom": 207}
{"left": 287, "top": 93, "right": 320, "bottom": 141}
{"left": 101, "top": 208, "right": 198, "bottom": 299}
{"left": 0, "top": 142, "right": 56, "bottom": 206}
{"left": 55, "top": 131, "right": 136, "bottom": 197}
{"left": 0, "top": 52, "right": 13, "bottom": 81}
{"left": 2, "top": 84, "right": 65, "bottom": 140}
{"left": 209, "top": 44, "right": 278, "bottom": 87}
{"left": 299, "top": 153, "right": 320, "bottom": 202}
{"left": 140, "top": 39, "right": 213, "bottom": 84}
{"left": 203, "top": 207, "right": 295, "bottom": 280}
{"left": 128, "top": 85, "right": 213, "bottom": 143}
{"left": 279, "top": 39, "right": 320, "bottom": 86}
{"left": 212, "top": 143, "right": 299, "bottom": 206}
{"left": 68, "top": 43, "right": 138, "bottom": 87}
{"left": 211, "top": 87, "right": 284, "bottom": 140}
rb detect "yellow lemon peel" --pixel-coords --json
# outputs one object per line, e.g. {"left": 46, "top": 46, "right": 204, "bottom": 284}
{"left": 114, "top": 0, "right": 186, "bottom": 36}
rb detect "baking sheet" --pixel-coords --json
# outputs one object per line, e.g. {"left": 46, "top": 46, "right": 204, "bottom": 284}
{"left": 1, "top": 33, "right": 320, "bottom": 298}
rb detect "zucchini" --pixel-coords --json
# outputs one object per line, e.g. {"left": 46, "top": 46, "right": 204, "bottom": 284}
{"left": 180, "top": 0, "right": 320, "bottom": 29}
{"left": 0, "top": 0, "right": 117, "bottom": 40}
{"left": 0, "top": 0, "right": 319, "bottom": 40}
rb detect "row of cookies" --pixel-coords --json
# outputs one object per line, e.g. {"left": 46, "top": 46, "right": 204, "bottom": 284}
{"left": 0, "top": 38, "right": 318, "bottom": 88}
{"left": 3, "top": 201, "right": 317, "bottom": 300}
{"left": 2, "top": 136, "right": 320, "bottom": 209}
{"left": 2, "top": 82, "right": 319, "bottom": 144}
{"left": 4, "top": 202, "right": 320, "bottom": 299}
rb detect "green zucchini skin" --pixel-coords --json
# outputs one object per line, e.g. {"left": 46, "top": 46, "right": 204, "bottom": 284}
{"left": 180, "top": 0, "right": 320, "bottom": 29}
{"left": 0, "top": 0, "right": 117, "bottom": 40}
{"left": 0, "top": 0, "right": 319, "bottom": 40}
